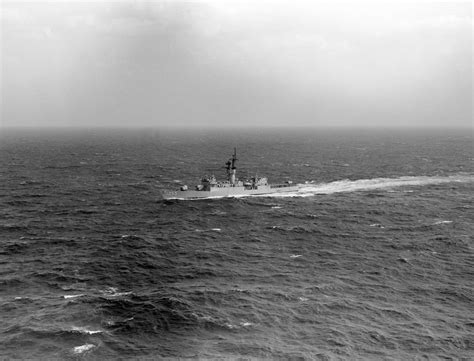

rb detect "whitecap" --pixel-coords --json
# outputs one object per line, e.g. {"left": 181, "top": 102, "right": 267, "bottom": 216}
{"left": 211, "top": 228, "right": 221, "bottom": 231}
{"left": 101, "top": 287, "right": 131, "bottom": 297}
{"left": 433, "top": 220, "right": 453, "bottom": 225}
{"left": 369, "top": 223, "right": 385, "bottom": 228}
{"left": 104, "top": 316, "right": 134, "bottom": 327}
{"left": 73, "top": 344, "right": 95, "bottom": 354}
{"left": 104, "top": 291, "right": 132, "bottom": 297}
{"left": 271, "top": 206, "right": 282, "bottom": 209}
{"left": 71, "top": 326, "right": 102, "bottom": 335}
{"left": 290, "top": 254, "right": 302, "bottom": 258}
{"left": 63, "top": 294, "right": 84, "bottom": 299}
{"left": 298, "top": 297, "right": 309, "bottom": 302}
{"left": 240, "top": 322, "right": 252, "bottom": 327}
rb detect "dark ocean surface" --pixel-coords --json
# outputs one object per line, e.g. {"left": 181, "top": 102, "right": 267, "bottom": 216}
{"left": 0, "top": 128, "right": 473, "bottom": 360}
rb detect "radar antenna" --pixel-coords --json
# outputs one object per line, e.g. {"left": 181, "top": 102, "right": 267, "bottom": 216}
{"left": 226, "top": 148, "right": 237, "bottom": 185}
{"left": 231, "top": 147, "right": 237, "bottom": 169}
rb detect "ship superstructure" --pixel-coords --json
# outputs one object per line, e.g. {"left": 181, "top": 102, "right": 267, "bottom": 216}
{"left": 162, "top": 148, "right": 301, "bottom": 200}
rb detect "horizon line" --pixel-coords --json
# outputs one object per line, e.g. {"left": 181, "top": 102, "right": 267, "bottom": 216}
{"left": 1, "top": 124, "right": 472, "bottom": 130}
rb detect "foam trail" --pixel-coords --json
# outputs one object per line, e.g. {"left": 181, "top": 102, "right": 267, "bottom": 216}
{"left": 268, "top": 174, "right": 474, "bottom": 198}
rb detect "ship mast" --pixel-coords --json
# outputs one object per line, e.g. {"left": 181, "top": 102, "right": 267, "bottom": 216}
{"left": 226, "top": 148, "right": 238, "bottom": 185}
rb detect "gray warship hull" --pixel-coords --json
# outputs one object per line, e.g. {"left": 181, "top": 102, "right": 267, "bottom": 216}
{"left": 162, "top": 184, "right": 302, "bottom": 200}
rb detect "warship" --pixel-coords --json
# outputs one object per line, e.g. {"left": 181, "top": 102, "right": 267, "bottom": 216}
{"left": 162, "top": 148, "right": 302, "bottom": 200}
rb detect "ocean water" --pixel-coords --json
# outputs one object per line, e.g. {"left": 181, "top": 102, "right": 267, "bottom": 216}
{"left": 0, "top": 128, "right": 473, "bottom": 360}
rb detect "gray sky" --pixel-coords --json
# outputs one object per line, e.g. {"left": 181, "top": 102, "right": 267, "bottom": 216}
{"left": 1, "top": 0, "right": 472, "bottom": 128}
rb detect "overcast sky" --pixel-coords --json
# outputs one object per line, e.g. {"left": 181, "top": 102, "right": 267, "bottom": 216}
{"left": 1, "top": 0, "right": 472, "bottom": 128}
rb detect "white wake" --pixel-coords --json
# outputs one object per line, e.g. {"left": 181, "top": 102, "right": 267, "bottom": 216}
{"left": 266, "top": 173, "right": 474, "bottom": 198}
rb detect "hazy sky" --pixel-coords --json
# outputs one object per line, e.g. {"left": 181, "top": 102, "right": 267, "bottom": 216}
{"left": 1, "top": 0, "right": 472, "bottom": 128}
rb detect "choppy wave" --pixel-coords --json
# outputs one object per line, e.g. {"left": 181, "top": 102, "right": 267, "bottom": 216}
{"left": 2, "top": 129, "right": 473, "bottom": 359}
